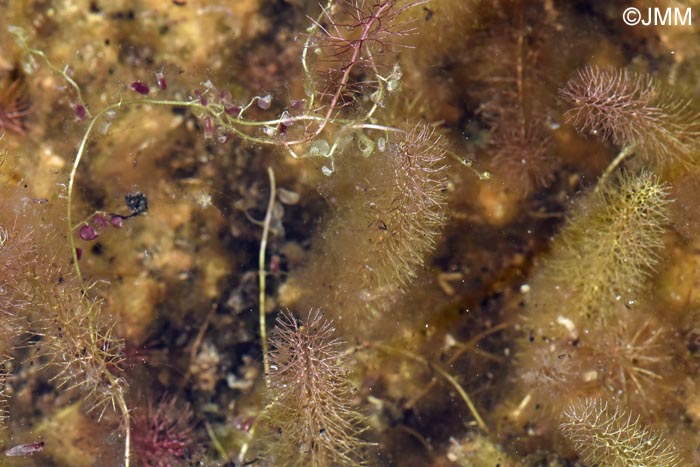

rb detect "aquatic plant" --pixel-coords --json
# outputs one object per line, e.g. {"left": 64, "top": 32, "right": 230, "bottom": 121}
{"left": 0, "top": 184, "right": 130, "bottom": 463}
{"left": 467, "top": 4, "right": 560, "bottom": 197}
{"left": 257, "top": 311, "right": 369, "bottom": 467}
{"left": 132, "top": 396, "right": 197, "bottom": 467}
{"left": 528, "top": 170, "right": 670, "bottom": 319}
{"left": 307, "top": 0, "right": 424, "bottom": 115}
{"left": 357, "top": 123, "right": 448, "bottom": 299}
{"left": 0, "top": 218, "right": 32, "bottom": 350}
{"left": 7, "top": 0, "right": 420, "bottom": 171}
{"left": 517, "top": 306, "right": 680, "bottom": 421}
{"left": 561, "top": 399, "right": 684, "bottom": 467}
{"left": 560, "top": 66, "right": 700, "bottom": 169}
{"left": 281, "top": 122, "right": 448, "bottom": 329}
{"left": 0, "top": 77, "right": 30, "bottom": 135}
{"left": 512, "top": 170, "right": 674, "bottom": 430}
{"left": 0, "top": 360, "right": 8, "bottom": 432}
{"left": 32, "top": 291, "right": 126, "bottom": 417}
{"left": 6, "top": 1, "right": 700, "bottom": 466}
{"left": 3, "top": 2, "right": 431, "bottom": 461}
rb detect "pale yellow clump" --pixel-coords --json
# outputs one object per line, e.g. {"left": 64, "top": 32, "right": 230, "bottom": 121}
{"left": 561, "top": 399, "right": 685, "bottom": 467}
{"left": 528, "top": 169, "right": 670, "bottom": 321}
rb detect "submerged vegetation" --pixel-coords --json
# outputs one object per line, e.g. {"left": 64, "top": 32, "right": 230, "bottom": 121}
{"left": 2, "top": 0, "right": 700, "bottom": 466}
{"left": 280, "top": 122, "right": 449, "bottom": 329}
{"left": 560, "top": 66, "right": 700, "bottom": 170}
{"left": 561, "top": 399, "right": 684, "bottom": 467}
{"left": 257, "top": 311, "right": 370, "bottom": 467}
{"left": 526, "top": 169, "right": 671, "bottom": 321}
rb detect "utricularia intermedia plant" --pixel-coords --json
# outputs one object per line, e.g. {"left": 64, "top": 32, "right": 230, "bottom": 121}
{"left": 2, "top": 1, "right": 700, "bottom": 466}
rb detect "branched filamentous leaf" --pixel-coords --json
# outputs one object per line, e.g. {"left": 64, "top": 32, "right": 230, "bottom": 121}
{"left": 560, "top": 66, "right": 700, "bottom": 169}
{"left": 561, "top": 399, "right": 685, "bottom": 467}
{"left": 531, "top": 170, "right": 670, "bottom": 318}
{"left": 258, "top": 310, "right": 370, "bottom": 467}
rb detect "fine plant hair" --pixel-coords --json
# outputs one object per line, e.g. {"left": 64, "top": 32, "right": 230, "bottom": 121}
{"left": 559, "top": 66, "right": 700, "bottom": 169}
{"left": 0, "top": 219, "right": 33, "bottom": 349}
{"left": 0, "top": 185, "right": 130, "bottom": 461}
{"left": 517, "top": 308, "right": 678, "bottom": 418}
{"left": 4, "top": 203, "right": 126, "bottom": 416}
{"left": 587, "top": 313, "right": 673, "bottom": 404}
{"left": 465, "top": 3, "right": 563, "bottom": 196}
{"left": 132, "top": 395, "right": 197, "bottom": 467}
{"left": 365, "top": 123, "right": 448, "bottom": 292}
{"left": 257, "top": 311, "right": 369, "bottom": 467}
{"left": 0, "top": 77, "right": 30, "bottom": 135}
{"left": 31, "top": 285, "right": 126, "bottom": 418}
{"left": 561, "top": 399, "right": 685, "bottom": 467}
{"left": 0, "top": 359, "right": 8, "bottom": 431}
{"left": 486, "top": 122, "right": 554, "bottom": 197}
{"left": 528, "top": 170, "right": 670, "bottom": 320}
{"left": 307, "top": 0, "right": 424, "bottom": 112}
{"left": 0, "top": 191, "right": 39, "bottom": 431}
{"left": 282, "top": 122, "right": 448, "bottom": 328}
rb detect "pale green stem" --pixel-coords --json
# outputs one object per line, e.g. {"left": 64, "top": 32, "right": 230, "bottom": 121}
{"left": 237, "top": 166, "right": 276, "bottom": 467}
{"left": 237, "top": 421, "right": 258, "bottom": 465}
{"left": 205, "top": 421, "right": 229, "bottom": 461}
{"left": 595, "top": 144, "right": 636, "bottom": 192}
{"left": 373, "top": 343, "right": 489, "bottom": 433}
{"left": 259, "top": 167, "right": 276, "bottom": 386}
{"left": 115, "top": 385, "right": 131, "bottom": 467}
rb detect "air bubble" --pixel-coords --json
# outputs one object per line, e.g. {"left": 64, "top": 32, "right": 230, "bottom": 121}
{"left": 280, "top": 111, "right": 293, "bottom": 125}
{"left": 98, "top": 110, "right": 118, "bottom": 135}
{"left": 357, "top": 133, "right": 374, "bottom": 158}
{"left": 97, "top": 120, "right": 112, "bottom": 135}
{"left": 21, "top": 55, "right": 38, "bottom": 75}
{"left": 308, "top": 139, "right": 330, "bottom": 158}
{"left": 257, "top": 94, "right": 272, "bottom": 110}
